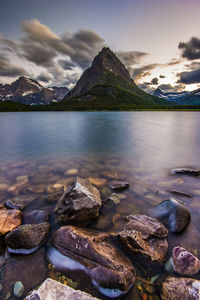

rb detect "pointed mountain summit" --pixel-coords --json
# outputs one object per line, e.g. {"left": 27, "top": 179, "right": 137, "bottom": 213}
{"left": 65, "top": 47, "right": 168, "bottom": 106}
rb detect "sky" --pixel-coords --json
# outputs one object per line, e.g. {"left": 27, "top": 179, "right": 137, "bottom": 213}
{"left": 0, "top": 0, "right": 200, "bottom": 92}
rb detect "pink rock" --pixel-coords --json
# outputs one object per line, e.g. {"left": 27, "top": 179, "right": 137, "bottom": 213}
{"left": 172, "top": 246, "right": 200, "bottom": 276}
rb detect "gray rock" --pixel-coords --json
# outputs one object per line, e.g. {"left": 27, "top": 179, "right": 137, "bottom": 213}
{"left": 5, "top": 200, "right": 25, "bottom": 210}
{"left": 172, "top": 246, "right": 200, "bottom": 276}
{"left": 26, "top": 278, "right": 99, "bottom": 300}
{"left": 23, "top": 210, "right": 49, "bottom": 224}
{"left": 151, "top": 198, "right": 191, "bottom": 233}
{"left": 108, "top": 181, "right": 129, "bottom": 191}
{"left": 54, "top": 177, "right": 102, "bottom": 224}
{"left": 5, "top": 222, "right": 50, "bottom": 252}
{"left": 13, "top": 281, "right": 24, "bottom": 298}
{"left": 170, "top": 167, "right": 200, "bottom": 176}
{"left": 161, "top": 277, "right": 200, "bottom": 300}
{"left": 118, "top": 214, "right": 168, "bottom": 263}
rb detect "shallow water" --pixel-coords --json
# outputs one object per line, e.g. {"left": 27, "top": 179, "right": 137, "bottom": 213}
{"left": 1, "top": 111, "right": 200, "bottom": 299}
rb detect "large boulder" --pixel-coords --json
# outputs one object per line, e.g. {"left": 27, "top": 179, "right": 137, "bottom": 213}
{"left": 26, "top": 278, "right": 99, "bottom": 300}
{"left": 0, "top": 206, "right": 22, "bottom": 235}
{"left": 5, "top": 222, "right": 50, "bottom": 254}
{"left": 118, "top": 214, "right": 168, "bottom": 263}
{"left": 51, "top": 226, "right": 135, "bottom": 295}
{"left": 150, "top": 199, "right": 191, "bottom": 233}
{"left": 171, "top": 246, "right": 200, "bottom": 276}
{"left": 161, "top": 277, "right": 200, "bottom": 300}
{"left": 54, "top": 177, "right": 102, "bottom": 224}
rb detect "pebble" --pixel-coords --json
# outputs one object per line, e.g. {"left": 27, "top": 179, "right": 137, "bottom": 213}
{"left": 13, "top": 281, "right": 25, "bottom": 298}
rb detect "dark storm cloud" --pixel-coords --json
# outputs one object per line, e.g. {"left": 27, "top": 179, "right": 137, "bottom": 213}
{"left": 133, "top": 63, "right": 159, "bottom": 82}
{"left": 179, "top": 37, "right": 200, "bottom": 60}
{"left": 58, "top": 59, "right": 76, "bottom": 70}
{"left": 116, "top": 51, "right": 148, "bottom": 70}
{"left": 36, "top": 72, "right": 52, "bottom": 83}
{"left": 0, "top": 53, "right": 28, "bottom": 77}
{"left": 151, "top": 77, "right": 158, "bottom": 85}
{"left": 179, "top": 68, "right": 200, "bottom": 84}
{"left": 158, "top": 83, "right": 185, "bottom": 93}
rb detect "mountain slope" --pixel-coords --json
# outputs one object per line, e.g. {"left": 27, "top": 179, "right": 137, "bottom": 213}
{"left": 0, "top": 77, "right": 69, "bottom": 105}
{"left": 65, "top": 47, "right": 169, "bottom": 106}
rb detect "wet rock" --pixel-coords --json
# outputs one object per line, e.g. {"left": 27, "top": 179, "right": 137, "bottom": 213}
{"left": 13, "top": 281, "right": 24, "bottom": 298}
{"left": 54, "top": 177, "right": 102, "bottom": 224}
{"left": 2, "top": 248, "right": 48, "bottom": 300}
{"left": 172, "top": 246, "right": 200, "bottom": 276}
{"left": 107, "top": 193, "right": 121, "bottom": 205}
{"left": 16, "top": 175, "right": 29, "bottom": 182}
{"left": 0, "top": 207, "right": 22, "bottom": 235}
{"left": 5, "top": 199, "right": 25, "bottom": 210}
{"left": 44, "top": 192, "right": 62, "bottom": 203}
{"left": 151, "top": 199, "right": 191, "bottom": 233}
{"left": 65, "top": 168, "right": 78, "bottom": 176}
{"left": 23, "top": 210, "right": 49, "bottom": 224}
{"left": 102, "top": 171, "right": 126, "bottom": 179}
{"left": 51, "top": 226, "right": 135, "bottom": 293}
{"left": 0, "top": 183, "right": 9, "bottom": 191}
{"left": 8, "top": 178, "right": 29, "bottom": 195}
{"left": 161, "top": 277, "right": 200, "bottom": 300}
{"left": 88, "top": 177, "right": 107, "bottom": 187}
{"left": 100, "top": 187, "right": 112, "bottom": 199}
{"left": 26, "top": 278, "right": 98, "bottom": 300}
{"left": 170, "top": 167, "right": 200, "bottom": 176}
{"left": 5, "top": 222, "right": 50, "bottom": 253}
{"left": 118, "top": 214, "right": 168, "bottom": 263}
{"left": 108, "top": 181, "right": 129, "bottom": 191}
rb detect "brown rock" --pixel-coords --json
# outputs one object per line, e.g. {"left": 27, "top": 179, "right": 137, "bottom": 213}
{"left": 0, "top": 207, "right": 22, "bottom": 235}
{"left": 118, "top": 214, "right": 168, "bottom": 263}
{"left": 52, "top": 226, "right": 135, "bottom": 293}
{"left": 161, "top": 277, "right": 200, "bottom": 300}
{"left": 88, "top": 177, "right": 107, "bottom": 187}
{"left": 54, "top": 177, "right": 102, "bottom": 224}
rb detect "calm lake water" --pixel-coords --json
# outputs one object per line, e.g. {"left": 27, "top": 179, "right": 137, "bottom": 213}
{"left": 1, "top": 111, "right": 200, "bottom": 299}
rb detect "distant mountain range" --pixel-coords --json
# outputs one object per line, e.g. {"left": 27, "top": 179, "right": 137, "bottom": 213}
{"left": 151, "top": 88, "right": 200, "bottom": 105}
{"left": 0, "top": 77, "right": 69, "bottom": 105}
{"left": 64, "top": 47, "right": 168, "bottom": 106}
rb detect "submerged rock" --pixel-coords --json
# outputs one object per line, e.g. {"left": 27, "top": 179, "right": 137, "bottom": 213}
{"left": 5, "top": 222, "right": 50, "bottom": 253}
{"left": 51, "top": 226, "right": 135, "bottom": 294}
{"left": 172, "top": 246, "right": 200, "bottom": 276}
{"left": 13, "top": 281, "right": 24, "bottom": 298}
{"left": 54, "top": 177, "right": 102, "bottom": 224}
{"left": 5, "top": 199, "right": 25, "bottom": 210}
{"left": 26, "top": 278, "right": 98, "bottom": 300}
{"left": 170, "top": 167, "right": 200, "bottom": 176}
{"left": 118, "top": 214, "right": 168, "bottom": 263}
{"left": 161, "top": 277, "right": 200, "bottom": 300}
{"left": 108, "top": 181, "right": 129, "bottom": 191}
{"left": 0, "top": 206, "right": 22, "bottom": 235}
{"left": 151, "top": 199, "right": 191, "bottom": 233}
{"left": 23, "top": 210, "right": 49, "bottom": 224}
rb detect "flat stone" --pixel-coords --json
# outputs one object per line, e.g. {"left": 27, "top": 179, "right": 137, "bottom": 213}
{"left": 172, "top": 246, "right": 200, "bottom": 276}
{"left": 65, "top": 168, "right": 78, "bottom": 176}
{"left": 108, "top": 181, "right": 129, "bottom": 191}
{"left": 5, "top": 199, "right": 25, "bottom": 210}
{"left": 107, "top": 193, "right": 121, "bottom": 205}
{"left": 23, "top": 210, "right": 49, "bottom": 224}
{"left": 170, "top": 167, "right": 200, "bottom": 176}
{"left": 161, "top": 277, "right": 200, "bottom": 300}
{"left": 0, "top": 207, "right": 22, "bottom": 235}
{"left": 54, "top": 177, "right": 102, "bottom": 224}
{"left": 88, "top": 177, "right": 107, "bottom": 187}
{"left": 51, "top": 226, "right": 136, "bottom": 293}
{"left": 26, "top": 278, "right": 99, "bottom": 300}
{"left": 5, "top": 222, "right": 50, "bottom": 252}
{"left": 118, "top": 214, "right": 168, "bottom": 263}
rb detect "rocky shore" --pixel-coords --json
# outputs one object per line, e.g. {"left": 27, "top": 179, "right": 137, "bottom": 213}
{"left": 0, "top": 164, "right": 200, "bottom": 299}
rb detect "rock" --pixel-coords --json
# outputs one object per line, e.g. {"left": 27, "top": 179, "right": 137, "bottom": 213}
{"left": 170, "top": 167, "right": 200, "bottom": 176}
{"left": 0, "top": 183, "right": 9, "bottom": 191}
{"left": 100, "top": 187, "right": 112, "bottom": 199}
{"left": 54, "top": 177, "right": 102, "bottom": 224}
{"left": 107, "top": 193, "right": 121, "bottom": 205}
{"left": 13, "top": 281, "right": 24, "bottom": 298}
{"left": 108, "top": 181, "right": 129, "bottom": 191}
{"left": 0, "top": 207, "right": 22, "bottom": 235}
{"left": 151, "top": 199, "right": 191, "bottom": 233}
{"left": 161, "top": 277, "right": 200, "bottom": 300}
{"left": 26, "top": 278, "right": 98, "bottom": 300}
{"left": 5, "top": 199, "right": 25, "bottom": 210}
{"left": 172, "top": 246, "right": 200, "bottom": 276}
{"left": 118, "top": 214, "right": 168, "bottom": 263}
{"left": 23, "top": 210, "right": 49, "bottom": 224}
{"left": 16, "top": 175, "right": 29, "bottom": 182}
{"left": 88, "top": 177, "right": 107, "bottom": 187}
{"left": 65, "top": 168, "right": 78, "bottom": 176}
{"left": 2, "top": 248, "right": 48, "bottom": 299}
{"left": 51, "top": 226, "right": 135, "bottom": 294}
{"left": 102, "top": 171, "right": 126, "bottom": 179}
{"left": 5, "top": 222, "right": 50, "bottom": 253}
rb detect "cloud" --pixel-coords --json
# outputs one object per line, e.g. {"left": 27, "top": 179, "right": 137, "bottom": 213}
{"left": 158, "top": 83, "right": 185, "bottom": 93}
{"left": 179, "top": 37, "right": 200, "bottom": 60}
{"left": 151, "top": 77, "right": 158, "bottom": 85}
{"left": 133, "top": 63, "right": 159, "bottom": 82}
{"left": 58, "top": 59, "right": 76, "bottom": 70}
{"left": 179, "top": 68, "right": 200, "bottom": 84}
{"left": 116, "top": 51, "right": 148, "bottom": 70}
{"left": 36, "top": 72, "right": 52, "bottom": 83}
{"left": 0, "top": 53, "right": 28, "bottom": 77}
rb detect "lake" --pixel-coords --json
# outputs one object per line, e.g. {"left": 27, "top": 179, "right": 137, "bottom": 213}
{"left": 0, "top": 111, "right": 200, "bottom": 299}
